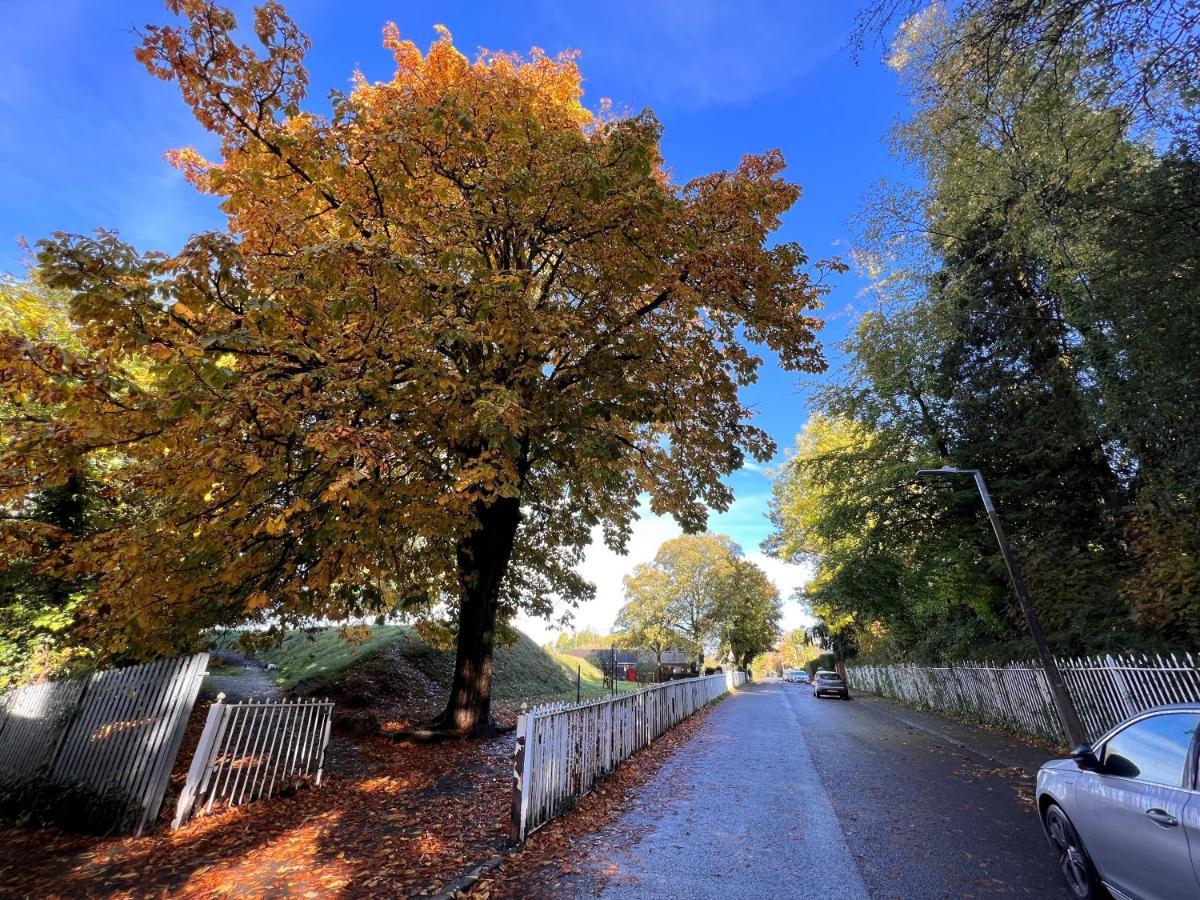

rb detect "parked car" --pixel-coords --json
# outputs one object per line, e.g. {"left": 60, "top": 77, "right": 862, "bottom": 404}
{"left": 783, "top": 669, "right": 810, "bottom": 684}
{"left": 812, "top": 670, "right": 848, "bottom": 700}
{"left": 1036, "top": 704, "right": 1200, "bottom": 899}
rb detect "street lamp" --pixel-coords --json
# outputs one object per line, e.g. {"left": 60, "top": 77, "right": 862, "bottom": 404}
{"left": 916, "top": 466, "right": 1087, "bottom": 747}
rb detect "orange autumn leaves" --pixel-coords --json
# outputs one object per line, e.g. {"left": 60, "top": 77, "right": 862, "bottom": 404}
{"left": 2, "top": 1, "right": 832, "bottom": 663}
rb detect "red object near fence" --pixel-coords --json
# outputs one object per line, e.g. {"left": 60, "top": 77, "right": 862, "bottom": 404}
{"left": 627, "top": 666, "right": 637, "bottom": 682}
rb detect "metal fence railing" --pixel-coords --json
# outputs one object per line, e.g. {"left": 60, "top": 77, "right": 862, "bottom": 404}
{"left": 846, "top": 653, "right": 1200, "bottom": 745}
{"left": 510, "top": 670, "right": 744, "bottom": 842}
{"left": 0, "top": 654, "right": 208, "bottom": 835}
{"left": 172, "top": 695, "right": 334, "bottom": 829}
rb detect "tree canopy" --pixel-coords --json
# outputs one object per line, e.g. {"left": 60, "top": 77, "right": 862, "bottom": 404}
{"left": 770, "top": 0, "right": 1200, "bottom": 663}
{"left": 0, "top": 1, "right": 828, "bottom": 727}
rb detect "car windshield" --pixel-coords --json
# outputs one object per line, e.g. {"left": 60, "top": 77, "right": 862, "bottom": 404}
{"left": 817, "top": 673, "right": 839, "bottom": 680}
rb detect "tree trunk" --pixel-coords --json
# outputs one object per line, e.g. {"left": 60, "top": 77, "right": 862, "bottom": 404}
{"left": 432, "top": 492, "right": 522, "bottom": 734}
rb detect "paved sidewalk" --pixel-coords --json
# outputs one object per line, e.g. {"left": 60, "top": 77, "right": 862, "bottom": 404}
{"left": 564, "top": 680, "right": 1065, "bottom": 899}
{"left": 589, "top": 682, "right": 869, "bottom": 899}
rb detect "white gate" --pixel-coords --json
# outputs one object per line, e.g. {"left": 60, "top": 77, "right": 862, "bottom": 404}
{"left": 173, "top": 695, "right": 334, "bottom": 829}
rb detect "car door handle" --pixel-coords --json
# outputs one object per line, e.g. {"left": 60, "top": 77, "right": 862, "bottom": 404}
{"left": 1146, "top": 808, "right": 1179, "bottom": 827}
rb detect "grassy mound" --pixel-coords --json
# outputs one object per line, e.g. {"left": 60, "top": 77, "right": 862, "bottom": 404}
{"left": 547, "top": 650, "right": 638, "bottom": 698}
{"left": 247, "top": 625, "right": 409, "bottom": 691}
{"left": 245, "top": 625, "right": 577, "bottom": 699}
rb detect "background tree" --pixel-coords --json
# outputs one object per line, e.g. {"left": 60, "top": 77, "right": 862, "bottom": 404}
{"left": 615, "top": 533, "right": 777, "bottom": 671}
{"left": 770, "top": 0, "right": 1199, "bottom": 660}
{"left": 552, "top": 628, "right": 613, "bottom": 652}
{"left": 614, "top": 565, "right": 680, "bottom": 670}
{"left": 715, "top": 557, "right": 781, "bottom": 668}
{"left": 853, "top": 0, "right": 1200, "bottom": 142}
{"left": 0, "top": 2, "right": 829, "bottom": 730}
{"left": 777, "top": 628, "right": 821, "bottom": 671}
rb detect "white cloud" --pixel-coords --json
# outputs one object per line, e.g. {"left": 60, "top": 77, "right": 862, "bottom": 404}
{"left": 746, "top": 552, "right": 815, "bottom": 632}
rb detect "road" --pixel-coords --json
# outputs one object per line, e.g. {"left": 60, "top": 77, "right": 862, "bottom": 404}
{"left": 570, "top": 679, "right": 1067, "bottom": 899}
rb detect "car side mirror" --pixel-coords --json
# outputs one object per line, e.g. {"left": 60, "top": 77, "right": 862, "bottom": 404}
{"left": 1071, "top": 744, "right": 1100, "bottom": 770}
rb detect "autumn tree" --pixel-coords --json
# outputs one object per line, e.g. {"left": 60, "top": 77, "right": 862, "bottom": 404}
{"left": 615, "top": 534, "right": 777, "bottom": 671}
{"left": 0, "top": 280, "right": 121, "bottom": 687}
{"left": 553, "top": 628, "right": 612, "bottom": 652}
{"left": 777, "top": 628, "right": 820, "bottom": 671}
{"left": 0, "top": 2, "right": 829, "bottom": 730}
{"left": 614, "top": 565, "right": 679, "bottom": 669}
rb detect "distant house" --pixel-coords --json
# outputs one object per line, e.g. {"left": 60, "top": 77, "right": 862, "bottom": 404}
{"left": 565, "top": 647, "right": 696, "bottom": 682}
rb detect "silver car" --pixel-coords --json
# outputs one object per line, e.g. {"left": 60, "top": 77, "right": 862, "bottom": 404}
{"left": 812, "top": 669, "right": 848, "bottom": 700}
{"left": 1036, "top": 704, "right": 1200, "bottom": 899}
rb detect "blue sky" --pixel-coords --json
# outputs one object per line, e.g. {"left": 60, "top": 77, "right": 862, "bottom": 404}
{"left": 0, "top": 0, "right": 910, "bottom": 639}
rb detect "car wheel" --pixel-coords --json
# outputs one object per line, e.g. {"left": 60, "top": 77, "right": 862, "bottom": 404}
{"left": 1044, "top": 803, "right": 1103, "bottom": 900}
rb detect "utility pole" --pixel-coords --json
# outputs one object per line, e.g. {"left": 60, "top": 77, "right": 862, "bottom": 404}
{"left": 917, "top": 467, "right": 1088, "bottom": 747}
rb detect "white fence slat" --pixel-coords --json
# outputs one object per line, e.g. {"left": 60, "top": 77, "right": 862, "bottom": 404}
{"left": 137, "top": 654, "right": 210, "bottom": 833}
{"left": 0, "top": 679, "right": 86, "bottom": 778}
{"left": 172, "top": 694, "right": 227, "bottom": 829}
{"left": 0, "top": 654, "right": 207, "bottom": 835}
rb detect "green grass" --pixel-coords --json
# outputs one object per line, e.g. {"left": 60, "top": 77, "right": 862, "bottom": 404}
{"left": 252, "top": 625, "right": 410, "bottom": 691}
{"left": 397, "top": 628, "right": 575, "bottom": 700}
{"left": 548, "top": 650, "right": 636, "bottom": 698}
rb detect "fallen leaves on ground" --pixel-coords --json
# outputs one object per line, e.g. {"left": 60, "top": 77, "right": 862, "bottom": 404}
{"left": 954, "top": 762, "right": 1038, "bottom": 811}
{"left": 0, "top": 692, "right": 719, "bottom": 899}
{"left": 0, "top": 731, "right": 511, "bottom": 898}
{"left": 478, "top": 703, "right": 720, "bottom": 899}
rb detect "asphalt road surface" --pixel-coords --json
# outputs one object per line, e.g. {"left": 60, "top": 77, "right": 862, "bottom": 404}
{"left": 573, "top": 679, "right": 1068, "bottom": 899}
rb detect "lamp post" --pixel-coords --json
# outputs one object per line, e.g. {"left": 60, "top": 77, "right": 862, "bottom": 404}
{"left": 916, "top": 466, "right": 1087, "bottom": 747}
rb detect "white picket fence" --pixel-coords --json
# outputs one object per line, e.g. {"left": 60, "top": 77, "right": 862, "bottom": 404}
{"left": 510, "top": 670, "right": 745, "bottom": 841}
{"left": 846, "top": 653, "right": 1200, "bottom": 744}
{"left": 0, "top": 654, "right": 208, "bottom": 834}
{"left": 173, "top": 695, "right": 334, "bottom": 829}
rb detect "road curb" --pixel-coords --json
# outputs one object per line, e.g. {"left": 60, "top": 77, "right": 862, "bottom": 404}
{"left": 418, "top": 854, "right": 506, "bottom": 900}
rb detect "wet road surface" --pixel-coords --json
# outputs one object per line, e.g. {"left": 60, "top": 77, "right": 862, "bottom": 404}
{"left": 575, "top": 679, "right": 1067, "bottom": 899}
